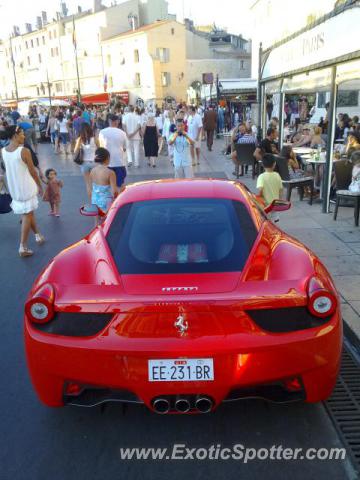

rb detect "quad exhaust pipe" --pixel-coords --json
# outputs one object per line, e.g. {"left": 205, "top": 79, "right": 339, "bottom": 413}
{"left": 152, "top": 395, "right": 214, "bottom": 414}
{"left": 175, "top": 397, "right": 191, "bottom": 413}
{"left": 153, "top": 398, "right": 170, "bottom": 414}
{"left": 195, "top": 396, "right": 213, "bottom": 413}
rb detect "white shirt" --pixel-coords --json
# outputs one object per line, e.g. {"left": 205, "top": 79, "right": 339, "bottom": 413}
{"left": 99, "top": 127, "right": 127, "bottom": 167}
{"left": 57, "top": 119, "right": 68, "bottom": 133}
{"left": 122, "top": 112, "right": 142, "bottom": 140}
{"left": 170, "top": 134, "right": 192, "bottom": 167}
{"left": 82, "top": 137, "right": 97, "bottom": 163}
{"left": 188, "top": 113, "right": 203, "bottom": 141}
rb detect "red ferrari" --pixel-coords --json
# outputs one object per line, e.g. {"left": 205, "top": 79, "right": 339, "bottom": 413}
{"left": 24, "top": 179, "right": 342, "bottom": 414}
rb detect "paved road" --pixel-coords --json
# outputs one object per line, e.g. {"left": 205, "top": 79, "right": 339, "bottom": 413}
{"left": 0, "top": 143, "right": 356, "bottom": 480}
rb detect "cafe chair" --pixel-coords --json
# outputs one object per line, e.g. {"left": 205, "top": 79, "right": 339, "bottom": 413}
{"left": 233, "top": 144, "right": 257, "bottom": 178}
{"left": 275, "top": 156, "right": 315, "bottom": 205}
{"left": 334, "top": 160, "right": 353, "bottom": 190}
{"left": 333, "top": 190, "right": 360, "bottom": 227}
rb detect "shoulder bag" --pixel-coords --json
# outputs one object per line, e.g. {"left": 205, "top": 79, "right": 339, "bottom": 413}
{"left": 74, "top": 146, "right": 84, "bottom": 165}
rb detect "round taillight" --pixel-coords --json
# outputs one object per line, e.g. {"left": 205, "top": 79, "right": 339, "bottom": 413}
{"left": 313, "top": 296, "right": 333, "bottom": 315}
{"left": 30, "top": 302, "right": 49, "bottom": 321}
{"left": 308, "top": 291, "right": 336, "bottom": 318}
{"left": 25, "top": 284, "right": 55, "bottom": 324}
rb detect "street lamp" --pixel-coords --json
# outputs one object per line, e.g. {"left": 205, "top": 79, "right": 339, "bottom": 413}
{"left": 9, "top": 35, "right": 19, "bottom": 103}
{"left": 46, "top": 69, "right": 52, "bottom": 108}
{"left": 40, "top": 68, "right": 52, "bottom": 107}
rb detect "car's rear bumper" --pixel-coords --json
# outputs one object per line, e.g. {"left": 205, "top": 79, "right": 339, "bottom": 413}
{"left": 24, "top": 311, "right": 342, "bottom": 411}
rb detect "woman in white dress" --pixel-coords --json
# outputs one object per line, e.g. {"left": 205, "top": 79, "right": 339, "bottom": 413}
{"left": 1, "top": 126, "right": 44, "bottom": 257}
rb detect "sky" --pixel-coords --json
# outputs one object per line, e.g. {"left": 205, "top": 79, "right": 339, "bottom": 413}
{"left": 0, "top": 0, "right": 255, "bottom": 40}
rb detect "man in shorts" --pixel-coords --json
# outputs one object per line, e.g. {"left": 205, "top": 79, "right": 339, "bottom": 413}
{"left": 188, "top": 106, "right": 203, "bottom": 166}
{"left": 98, "top": 115, "right": 127, "bottom": 191}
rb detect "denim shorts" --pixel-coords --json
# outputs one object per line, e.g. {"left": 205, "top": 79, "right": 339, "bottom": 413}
{"left": 81, "top": 162, "right": 95, "bottom": 174}
{"left": 59, "top": 132, "right": 69, "bottom": 144}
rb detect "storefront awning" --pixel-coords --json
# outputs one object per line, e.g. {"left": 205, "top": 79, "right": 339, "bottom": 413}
{"left": 81, "top": 91, "right": 129, "bottom": 105}
{"left": 337, "top": 59, "right": 360, "bottom": 86}
{"left": 0, "top": 100, "right": 18, "bottom": 108}
{"left": 219, "top": 79, "right": 258, "bottom": 93}
{"left": 282, "top": 68, "right": 332, "bottom": 93}
{"left": 264, "top": 79, "right": 282, "bottom": 94}
{"left": 201, "top": 79, "right": 257, "bottom": 102}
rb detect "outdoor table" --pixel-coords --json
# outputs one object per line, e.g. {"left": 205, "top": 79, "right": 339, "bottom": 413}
{"left": 293, "top": 147, "right": 314, "bottom": 154}
{"left": 304, "top": 158, "right": 326, "bottom": 165}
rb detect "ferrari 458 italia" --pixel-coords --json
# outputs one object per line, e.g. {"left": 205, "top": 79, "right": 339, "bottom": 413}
{"left": 24, "top": 179, "right": 342, "bottom": 414}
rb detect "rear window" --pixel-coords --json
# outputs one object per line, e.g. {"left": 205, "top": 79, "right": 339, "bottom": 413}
{"left": 106, "top": 198, "right": 257, "bottom": 274}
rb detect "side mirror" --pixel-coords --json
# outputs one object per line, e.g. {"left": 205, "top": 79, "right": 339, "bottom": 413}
{"left": 264, "top": 199, "right": 291, "bottom": 214}
{"left": 80, "top": 204, "right": 106, "bottom": 217}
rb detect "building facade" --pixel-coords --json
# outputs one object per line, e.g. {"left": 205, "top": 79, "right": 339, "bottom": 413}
{"left": 185, "top": 19, "right": 251, "bottom": 93}
{"left": 0, "top": 0, "right": 250, "bottom": 105}
{"left": 101, "top": 20, "right": 187, "bottom": 104}
{"left": 0, "top": 0, "right": 175, "bottom": 103}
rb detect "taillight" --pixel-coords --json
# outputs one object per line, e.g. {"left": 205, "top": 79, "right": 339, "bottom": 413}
{"left": 25, "top": 283, "right": 55, "bottom": 324}
{"left": 307, "top": 277, "right": 336, "bottom": 318}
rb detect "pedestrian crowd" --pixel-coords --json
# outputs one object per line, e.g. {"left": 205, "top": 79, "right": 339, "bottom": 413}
{"left": 0, "top": 100, "right": 225, "bottom": 257}
{"left": 1, "top": 96, "right": 359, "bottom": 258}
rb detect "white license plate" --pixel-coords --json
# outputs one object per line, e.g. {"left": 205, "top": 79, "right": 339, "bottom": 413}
{"left": 148, "top": 358, "right": 214, "bottom": 382}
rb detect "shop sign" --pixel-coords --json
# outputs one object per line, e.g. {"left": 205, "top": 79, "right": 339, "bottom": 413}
{"left": 262, "top": 6, "right": 360, "bottom": 80}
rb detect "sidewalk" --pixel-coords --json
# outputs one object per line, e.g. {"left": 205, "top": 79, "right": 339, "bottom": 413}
{"left": 38, "top": 137, "right": 360, "bottom": 340}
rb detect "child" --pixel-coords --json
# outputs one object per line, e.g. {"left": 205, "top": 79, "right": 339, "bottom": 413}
{"left": 256, "top": 154, "right": 283, "bottom": 222}
{"left": 90, "top": 147, "right": 117, "bottom": 225}
{"left": 43, "top": 168, "right": 63, "bottom": 217}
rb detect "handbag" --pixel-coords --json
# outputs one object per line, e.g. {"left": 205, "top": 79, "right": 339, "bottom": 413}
{"left": 349, "top": 180, "right": 360, "bottom": 194}
{"left": 0, "top": 166, "right": 12, "bottom": 214}
{"left": 0, "top": 193, "right": 12, "bottom": 214}
{"left": 74, "top": 146, "right": 84, "bottom": 165}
